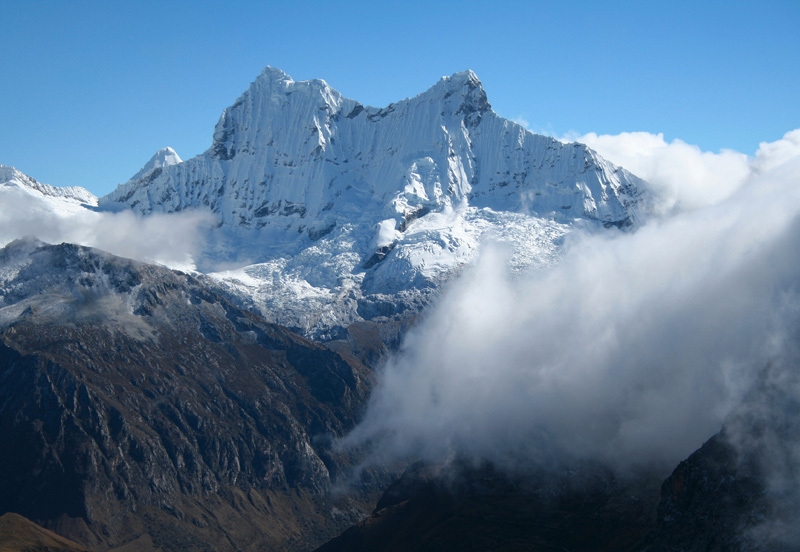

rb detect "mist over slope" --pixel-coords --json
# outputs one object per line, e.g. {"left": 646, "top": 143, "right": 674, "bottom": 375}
{"left": 0, "top": 165, "right": 210, "bottom": 272}
{"left": 343, "top": 143, "right": 800, "bottom": 479}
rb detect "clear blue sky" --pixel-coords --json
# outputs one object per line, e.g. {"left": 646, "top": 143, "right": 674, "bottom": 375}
{"left": 1, "top": 0, "right": 798, "bottom": 197}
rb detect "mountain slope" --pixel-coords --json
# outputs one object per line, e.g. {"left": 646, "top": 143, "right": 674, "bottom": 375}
{"left": 0, "top": 238, "right": 374, "bottom": 551}
{"left": 99, "top": 68, "right": 649, "bottom": 338}
{"left": 638, "top": 359, "right": 800, "bottom": 551}
{"left": 315, "top": 462, "right": 661, "bottom": 552}
{"left": 0, "top": 513, "right": 91, "bottom": 552}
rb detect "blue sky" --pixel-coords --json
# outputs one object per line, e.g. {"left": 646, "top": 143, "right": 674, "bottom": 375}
{"left": 1, "top": 0, "right": 798, "bottom": 196}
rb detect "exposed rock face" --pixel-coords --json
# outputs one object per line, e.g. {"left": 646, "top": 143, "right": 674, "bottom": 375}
{"left": 637, "top": 435, "right": 767, "bottom": 552}
{"left": 0, "top": 238, "right": 373, "bottom": 551}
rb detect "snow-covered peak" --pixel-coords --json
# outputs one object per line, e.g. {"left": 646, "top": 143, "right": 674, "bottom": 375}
{"left": 208, "top": 67, "right": 349, "bottom": 162}
{"left": 424, "top": 70, "right": 486, "bottom": 100}
{"left": 126, "top": 147, "right": 183, "bottom": 182}
{"left": 256, "top": 65, "right": 295, "bottom": 85}
{"left": 0, "top": 164, "right": 97, "bottom": 206}
{"left": 414, "top": 69, "right": 491, "bottom": 127}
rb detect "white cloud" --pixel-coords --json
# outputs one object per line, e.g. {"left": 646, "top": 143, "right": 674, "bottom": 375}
{"left": 753, "top": 129, "right": 800, "bottom": 174}
{"left": 571, "top": 131, "right": 750, "bottom": 213}
{"left": 342, "top": 149, "right": 800, "bottom": 478}
{"left": 566, "top": 129, "right": 800, "bottom": 217}
{"left": 0, "top": 189, "right": 212, "bottom": 271}
{"left": 512, "top": 116, "right": 531, "bottom": 129}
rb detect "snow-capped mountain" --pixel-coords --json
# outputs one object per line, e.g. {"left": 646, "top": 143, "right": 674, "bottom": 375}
{"left": 2, "top": 69, "right": 650, "bottom": 338}
{"left": 0, "top": 165, "right": 101, "bottom": 252}
{"left": 97, "top": 68, "right": 650, "bottom": 338}
{"left": 104, "top": 68, "right": 641, "bottom": 229}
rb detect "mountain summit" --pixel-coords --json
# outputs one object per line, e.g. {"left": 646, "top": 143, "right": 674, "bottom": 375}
{"left": 125, "top": 146, "right": 183, "bottom": 184}
{"left": 99, "top": 68, "right": 649, "bottom": 337}
{"left": 103, "top": 67, "right": 642, "bottom": 230}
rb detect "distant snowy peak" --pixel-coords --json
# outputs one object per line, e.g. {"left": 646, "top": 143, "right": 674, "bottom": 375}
{"left": 0, "top": 165, "right": 97, "bottom": 206}
{"left": 125, "top": 146, "right": 183, "bottom": 183}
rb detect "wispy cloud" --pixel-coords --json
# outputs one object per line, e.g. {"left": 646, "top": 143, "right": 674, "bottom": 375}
{"left": 512, "top": 116, "right": 531, "bottom": 129}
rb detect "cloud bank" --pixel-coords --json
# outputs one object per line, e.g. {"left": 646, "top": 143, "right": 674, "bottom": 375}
{"left": 343, "top": 130, "right": 800, "bottom": 478}
{"left": 0, "top": 190, "right": 212, "bottom": 271}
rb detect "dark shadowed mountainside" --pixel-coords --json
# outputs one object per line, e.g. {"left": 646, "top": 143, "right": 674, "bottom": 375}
{"left": 316, "top": 358, "right": 800, "bottom": 552}
{"left": 638, "top": 359, "right": 800, "bottom": 552}
{"left": 0, "top": 238, "right": 377, "bottom": 551}
{"left": 315, "top": 462, "right": 662, "bottom": 552}
{"left": 0, "top": 512, "right": 91, "bottom": 552}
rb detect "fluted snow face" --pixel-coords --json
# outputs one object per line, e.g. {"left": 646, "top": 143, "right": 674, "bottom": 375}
{"left": 103, "top": 67, "right": 642, "bottom": 232}
{"left": 100, "top": 68, "right": 648, "bottom": 337}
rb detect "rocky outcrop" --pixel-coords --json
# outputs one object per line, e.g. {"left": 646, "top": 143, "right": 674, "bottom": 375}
{"left": 637, "top": 360, "right": 800, "bottom": 551}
